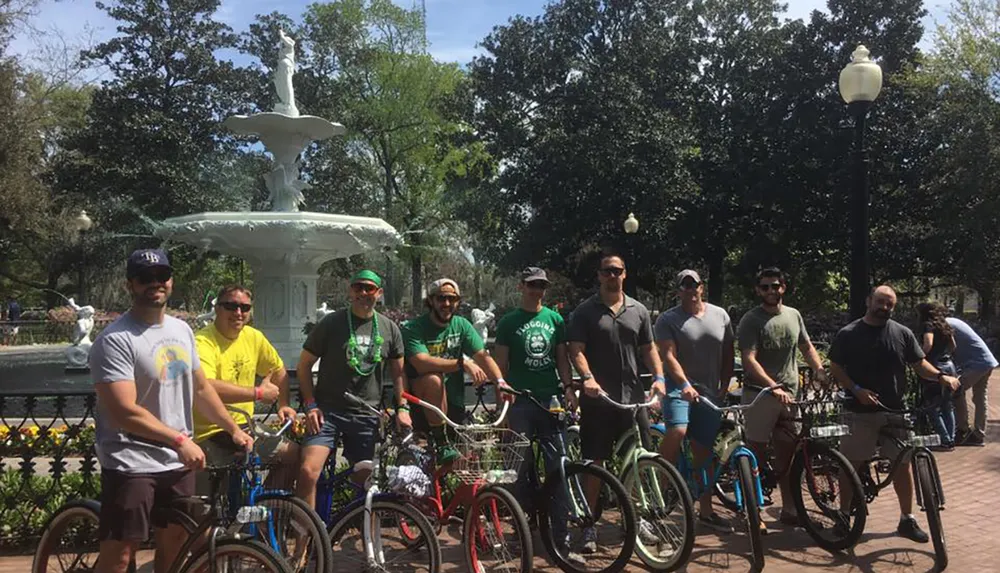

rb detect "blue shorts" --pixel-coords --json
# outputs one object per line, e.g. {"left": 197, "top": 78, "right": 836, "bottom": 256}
{"left": 301, "top": 409, "right": 378, "bottom": 464}
{"left": 662, "top": 389, "right": 723, "bottom": 449}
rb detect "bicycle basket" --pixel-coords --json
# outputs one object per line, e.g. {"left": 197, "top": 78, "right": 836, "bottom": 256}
{"left": 449, "top": 426, "right": 530, "bottom": 485}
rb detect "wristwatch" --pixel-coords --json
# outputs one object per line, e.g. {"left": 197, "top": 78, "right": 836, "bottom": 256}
{"left": 580, "top": 373, "right": 594, "bottom": 382}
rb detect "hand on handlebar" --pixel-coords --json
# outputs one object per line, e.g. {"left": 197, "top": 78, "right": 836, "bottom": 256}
{"left": 563, "top": 387, "right": 578, "bottom": 412}
{"left": 396, "top": 409, "right": 413, "bottom": 430}
{"left": 495, "top": 382, "right": 515, "bottom": 404}
{"left": 582, "top": 377, "right": 602, "bottom": 398}
{"left": 305, "top": 407, "right": 324, "bottom": 435}
{"left": 650, "top": 380, "right": 667, "bottom": 398}
{"left": 680, "top": 384, "right": 700, "bottom": 403}
{"left": 277, "top": 405, "right": 298, "bottom": 424}
{"left": 940, "top": 374, "right": 960, "bottom": 392}
{"left": 772, "top": 386, "right": 794, "bottom": 405}
{"left": 230, "top": 428, "right": 254, "bottom": 452}
{"left": 464, "top": 359, "right": 489, "bottom": 386}
{"left": 854, "top": 387, "right": 879, "bottom": 406}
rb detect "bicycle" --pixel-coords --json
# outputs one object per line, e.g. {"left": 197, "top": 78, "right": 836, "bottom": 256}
{"left": 501, "top": 386, "right": 637, "bottom": 573}
{"left": 592, "top": 391, "right": 695, "bottom": 571}
{"left": 854, "top": 399, "right": 949, "bottom": 570}
{"left": 689, "top": 387, "right": 867, "bottom": 553}
{"left": 314, "top": 392, "right": 441, "bottom": 573}
{"left": 33, "top": 464, "right": 290, "bottom": 573}
{"left": 398, "top": 387, "right": 534, "bottom": 573}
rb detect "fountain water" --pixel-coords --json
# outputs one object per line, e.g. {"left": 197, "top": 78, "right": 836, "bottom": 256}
{"left": 156, "top": 31, "right": 400, "bottom": 368}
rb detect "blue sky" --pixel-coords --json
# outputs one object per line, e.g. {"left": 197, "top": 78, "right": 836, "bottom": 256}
{"left": 12, "top": 0, "right": 952, "bottom": 72}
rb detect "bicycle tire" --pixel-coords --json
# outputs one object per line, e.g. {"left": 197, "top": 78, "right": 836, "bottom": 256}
{"left": 537, "top": 462, "right": 636, "bottom": 573}
{"left": 621, "top": 456, "right": 695, "bottom": 571}
{"left": 229, "top": 493, "right": 333, "bottom": 573}
{"left": 789, "top": 441, "right": 866, "bottom": 553}
{"left": 33, "top": 500, "right": 113, "bottom": 573}
{"left": 464, "top": 485, "right": 533, "bottom": 573}
{"left": 327, "top": 499, "right": 441, "bottom": 573}
{"left": 736, "top": 455, "right": 764, "bottom": 573}
{"left": 180, "top": 538, "right": 289, "bottom": 573}
{"left": 915, "top": 455, "right": 948, "bottom": 570}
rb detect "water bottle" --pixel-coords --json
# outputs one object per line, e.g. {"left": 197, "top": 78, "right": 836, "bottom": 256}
{"left": 548, "top": 395, "right": 564, "bottom": 413}
{"left": 236, "top": 505, "right": 270, "bottom": 524}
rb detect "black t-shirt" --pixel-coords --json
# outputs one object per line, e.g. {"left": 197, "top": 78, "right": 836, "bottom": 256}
{"left": 303, "top": 309, "right": 403, "bottom": 412}
{"left": 829, "top": 318, "right": 925, "bottom": 412}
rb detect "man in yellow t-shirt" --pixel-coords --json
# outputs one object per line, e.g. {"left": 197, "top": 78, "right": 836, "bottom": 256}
{"left": 194, "top": 285, "right": 298, "bottom": 488}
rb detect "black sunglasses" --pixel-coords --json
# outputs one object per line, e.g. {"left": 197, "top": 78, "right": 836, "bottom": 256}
{"left": 435, "top": 294, "right": 461, "bottom": 304}
{"left": 600, "top": 267, "right": 625, "bottom": 277}
{"left": 758, "top": 283, "right": 782, "bottom": 291}
{"left": 218, "top": 301, "right": 252, "bottom": 313}
{"left": 680, "top": 280, "right": 701, "bottom": 290}
{"left": 135, "top": 269, "right": 172, "bottom": 284}
{"left": 352, "top": 283, "right": 379, "bottom": 294}
{"left": 525, "top": 281, "right": 549, "bottom": 290}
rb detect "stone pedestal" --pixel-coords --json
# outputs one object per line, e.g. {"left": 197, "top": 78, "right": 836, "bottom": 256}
{"left": 251, "top": 261, "right": 318, "bottom": 368}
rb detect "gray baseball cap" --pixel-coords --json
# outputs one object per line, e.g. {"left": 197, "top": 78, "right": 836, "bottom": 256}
{"left": 521, "top": 267, "right": 549, "bottom": 283}
{"left": 676, "top": 269, "right": 702, "bottom": 286}
{"left": 428, "top": 278, "right": 461, "bottom": 297}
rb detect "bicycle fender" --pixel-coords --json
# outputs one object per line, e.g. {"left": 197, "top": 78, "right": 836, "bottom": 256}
{"left": 731, "top": 449, "right": 766, "bottom": 507}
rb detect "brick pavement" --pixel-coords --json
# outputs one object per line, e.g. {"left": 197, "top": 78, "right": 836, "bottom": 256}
{"left": 6, "top": 381, "right": 1000, "bottom": 573}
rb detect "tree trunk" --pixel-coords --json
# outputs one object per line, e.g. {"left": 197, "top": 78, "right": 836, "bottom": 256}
{"left": 45, "top": 271, "right": 61, "bottom": 309}
{"left": 384, "top": 257, "right": 399, "bottom": 307}
{"left": 707, "top": 249, "right": 724, "bottom": 305}
{"left": 411, "top": 254, "right": 423, "bottom": 310}
{"left": 977, "top": 282, "right": 994, "bottom": 325}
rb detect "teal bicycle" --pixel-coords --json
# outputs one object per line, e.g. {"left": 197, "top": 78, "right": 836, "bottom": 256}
{"left": 595, "top": 392, "right": 695, "bottom": 571}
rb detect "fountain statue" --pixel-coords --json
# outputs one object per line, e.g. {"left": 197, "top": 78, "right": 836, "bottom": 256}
{"left": 64, "top": 297, "right": 96, "bottom": 371}
{"left": 471, "top": 303, "right": 496, "bottom": 342}
{"left": 315, "top": 302, "right": 333, "bottom": 322}
{"left": 196, "top": 298, "right": 217, "bottom": 329}
{"left": 156, "top": 31, "right": 400, "bottom": 367}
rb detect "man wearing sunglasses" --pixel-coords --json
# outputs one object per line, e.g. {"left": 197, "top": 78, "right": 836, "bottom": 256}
{"left": 403, "top": 278, "right": 507, "bottom": 463}
{"left": 494, "top": 267, "right": 576, "bottom": 553}
{"left": 654, "top": 269, "right": 734, "bottom": 533}
{"left": 192, "top": 285, "right": 297, "bottom": 489}
{"left": 736, "top": 267, "right": 827, "bottom": 529}
{"left": 567, "top": 253, "right": 666, "bottom": 551}
{"left": 90, "top": 249, "right": 253, "bottom": 573}
{"left": 295, "top": 270, "right": 405, "bottom": 506}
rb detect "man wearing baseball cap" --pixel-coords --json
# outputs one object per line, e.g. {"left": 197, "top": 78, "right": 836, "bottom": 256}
{"left": 295, "top": 270, "right": 406, "bottom": 507}
{"left": 654, "top": 269, "right": 735, "bottom": 532}
{"left": 403, "top": 277, "right": 507, "bottom": 463}
{"left": 91, "top": 249, "right": 252, "bottom": 573}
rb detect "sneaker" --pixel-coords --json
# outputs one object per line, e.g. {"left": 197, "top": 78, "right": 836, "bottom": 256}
{"left": 435, "top": 443, "right": 460, "bottom": 464}
{"left": 562, "top": 549, "right": 587, "bottom": 567}
{"left": 962, "top": 433, "right": 986, "bottom": 447}
{"left": 897, "top": 516, "right": 929, "bottom": 543}
{"left": 638, "top": 518, "right": 660, "bottom": 544}
{"left": 955, "top": 429, "right": 972, "bottom": 445}
{"left": 577, "top": 526, "right": 598, "bottom": 554}
{"left": 930, "top": 442, "right": 955, "bottom": 452}
{"left": 698, "top": 512, "right": 733, "bottom": 534}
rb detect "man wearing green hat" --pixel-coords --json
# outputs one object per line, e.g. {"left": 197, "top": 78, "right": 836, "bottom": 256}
{"left": 295, "top": 270, "right": 406, "bottom": 507}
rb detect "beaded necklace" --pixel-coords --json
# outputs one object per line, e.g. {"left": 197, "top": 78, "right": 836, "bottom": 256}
{"left": 347, "top": 308, "right": 383, "bottom": 376}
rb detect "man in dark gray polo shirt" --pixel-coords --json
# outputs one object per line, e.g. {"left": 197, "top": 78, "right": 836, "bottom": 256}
{"left": 568, "top": 252, "right": 666, "bottom": 552}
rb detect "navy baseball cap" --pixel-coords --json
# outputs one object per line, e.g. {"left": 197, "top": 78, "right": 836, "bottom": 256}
{"left": 126, "top": 249, "right": 172, "bottom": 279}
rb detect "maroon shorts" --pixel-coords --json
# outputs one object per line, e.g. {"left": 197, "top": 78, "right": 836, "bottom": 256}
{"left": 98, "top": 468, "right": 194, "bottom": 541}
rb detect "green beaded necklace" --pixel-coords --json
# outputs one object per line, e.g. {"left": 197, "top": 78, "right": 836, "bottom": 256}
{"left": 346, "top": 309, "right": 384, "bottom": 376}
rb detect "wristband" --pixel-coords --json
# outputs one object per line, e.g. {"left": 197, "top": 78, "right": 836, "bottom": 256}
{"left": 173, "top": 433, "right": 188, "bottom": 447}
{"left": 396, "top": 404, "right": 410, "bottom": 413}
{"left": 496, "top": 378, "right": 507, "bottom": 386}
{"left": 255, "top": 386, "right": 263, "bottom": 401}
{"left": 653, "top": 374, "right": 666, "bottom": 384}
{"left": 679, "top": 381, "right": 692, "bottom": 391}
{"left": 304, "top": 400, "right": 318, "bottom": 411}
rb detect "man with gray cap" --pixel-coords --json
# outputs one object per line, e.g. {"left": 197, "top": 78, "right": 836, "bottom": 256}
{"left": 654, "top": 270, "right": 735, "bottom": 532}
{"left": 403, "top": 277, "right": 507, "bottom": 463}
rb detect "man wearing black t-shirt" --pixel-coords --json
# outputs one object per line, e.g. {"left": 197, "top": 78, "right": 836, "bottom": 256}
{"left": 829, "top": 285, "right": 960, "bottom": 543}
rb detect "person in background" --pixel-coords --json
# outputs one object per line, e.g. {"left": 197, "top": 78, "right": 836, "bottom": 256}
{"left": 948, "top": 315, "right": 997, "bottom": 446}
{"left": 915, "top": 302, "right": 958, "bottom": 449}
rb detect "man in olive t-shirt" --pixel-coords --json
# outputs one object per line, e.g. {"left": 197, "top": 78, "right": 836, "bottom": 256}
{"left": 403, "top": 278, "right": 507, "bottom": 463}
{"left": 295, "top": 270, "right": 405, "bottom": 507}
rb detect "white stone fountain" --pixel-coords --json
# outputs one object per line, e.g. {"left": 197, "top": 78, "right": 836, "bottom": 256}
{"left": 157, "top": 30, "right": 400, "bottom": 368}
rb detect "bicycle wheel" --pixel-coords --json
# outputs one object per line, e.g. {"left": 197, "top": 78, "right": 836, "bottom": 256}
{"left": 229, "top": 493, "right": 332, "bottom": 573}
{"left": 621, "top": 457, "right": 694, "bottom": 571}
{"left": 538, "top": 462, "right": 636, "bottom": 573}
{"left": 181, "top": 538, "right": 289, "bottom": 573}
{"left": 464, "top": 485, "right": 533, "bottom": 573}
{"left": 789, "top": 441, "right": 867, "bottom": 553}
{"left": 915, "top": 455, "right": 948, "bottom": 570}
{"left": 328, "top": 499, "right": 441, "bottom": 573}
{"left": 736, "top": 455, "right": 764, "bottom": 573}
{"left": 33, "top": 500, "right": 112, "bottom": 573}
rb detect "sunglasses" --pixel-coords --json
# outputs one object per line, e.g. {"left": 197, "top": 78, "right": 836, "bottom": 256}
{"left": 600, "top": 267, "right": 625, "bottom": 277}
{"left": 758, "top": 283, "right": 782, "bottom": 291}
{"left": 218, "top": 301, "right": 252, "bottom": 313}
{"left": 352, "top": 283, "right": 379, "bottom": 294}
{"left": 680, "top": 280, "right": 701, "bottom": 290}
{"left": 435, "top": 294, "right": 461, "bottom": 304}
{"left": 135, "top": 269, "right": 172, "bottom": 284}
{"left": 525, "top": 281, "right": 549, "bottom": 290}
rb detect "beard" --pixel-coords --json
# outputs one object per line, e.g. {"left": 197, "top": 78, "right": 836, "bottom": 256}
{"left": 872, "top": 308, "right": 892, "bottom": 320}
{"left": 432, "top": 307, "right": 453, "bottom": 323}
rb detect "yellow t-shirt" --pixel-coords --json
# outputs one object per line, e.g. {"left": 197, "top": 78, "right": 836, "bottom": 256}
{"left": 194, "top": 324, "right": 284, "bottom": 441}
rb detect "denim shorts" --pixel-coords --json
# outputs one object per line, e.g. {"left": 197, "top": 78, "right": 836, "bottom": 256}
{"left": 302, "top": 409, "right": 378, "bottom": 465}
{"left": 662, "top": 389, "right": 723, "bottom": 449}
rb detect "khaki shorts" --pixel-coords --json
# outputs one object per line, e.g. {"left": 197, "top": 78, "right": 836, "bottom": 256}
{"left": 741, "top": 388, "right": 800, "bottom": 443}
{"left": 839, "top": 411, "right": 909, "bottom": 463}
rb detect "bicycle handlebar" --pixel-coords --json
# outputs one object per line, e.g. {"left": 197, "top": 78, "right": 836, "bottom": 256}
{"left": 596, "top": 390, "right": 660, "bottom": 411}
{"left": 401, "top": 383, "right": 511, "bottom": 430}
{"left": 697, "top": 385, "right": 776, "bottom": 412}
{"left": 226, "top": 405, "right": 292, "bottom": 439}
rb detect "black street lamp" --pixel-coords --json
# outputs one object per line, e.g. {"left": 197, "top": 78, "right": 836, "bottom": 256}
{"left": 73, "top": 210, "right": 93, "bottom": 303}
{"left": 623, "top": 212, "right": 639, "bottom": 298}
{"left": 839, "top": 45, "right": 883, "bottom": 319}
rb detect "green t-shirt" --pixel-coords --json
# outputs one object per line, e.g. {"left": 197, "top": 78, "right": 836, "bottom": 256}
{"left": 495, "top": 307, "right": 564, "bottom": 399}
{"left": 402, "top": 314, "right": 485, "bottom": 405}
{"left": 736, "top": 306, "right": 810, "bottom": 394}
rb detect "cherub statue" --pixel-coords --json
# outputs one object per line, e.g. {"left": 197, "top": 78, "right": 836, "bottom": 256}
{"left": 471, "top": 303, "right": 496, "bottom": 342}
{"left": 273, "top": 29, "right": 299, "bottom": 117}
{"left": 196, "top": 298, "right": 217, "bottom": 328}
{"left": 65, "top": 297, "right": 96, "bottom": 369}
{"left": 264, "top": 161, "right": 310, "bottom": 212}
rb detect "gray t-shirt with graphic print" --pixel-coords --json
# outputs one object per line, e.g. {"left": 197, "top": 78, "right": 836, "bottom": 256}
{"left": 90, "top": 313, "right": 200, "bottom": 473}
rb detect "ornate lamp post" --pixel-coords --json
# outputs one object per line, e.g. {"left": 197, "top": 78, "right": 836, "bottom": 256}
{"left": 623, "top": 213, "right": 639, "bottom": 297}
{"left": 839, "top": 45, "right": 883, "bottom": 318}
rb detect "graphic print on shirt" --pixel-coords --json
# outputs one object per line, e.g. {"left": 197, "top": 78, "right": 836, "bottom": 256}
{"left": 517, "top": 319, "right": 555, "bottom": 370}
{"left": 155, "top": 341, "right": 192, "bottom": 386}
{"left": 426, "top": 333, "right": 463, "bottom": 358}
{"left": 229, "top": 355, "right": 249, "bottom": 382}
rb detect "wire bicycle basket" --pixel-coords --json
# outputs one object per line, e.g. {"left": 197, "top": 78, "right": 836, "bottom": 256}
{"left": 447, "top": 426, "right": 530, "bottom": 485}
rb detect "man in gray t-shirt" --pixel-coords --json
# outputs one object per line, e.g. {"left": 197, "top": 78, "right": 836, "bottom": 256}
{"left": 91, "top": 249, "right": 251, "bottom": 573}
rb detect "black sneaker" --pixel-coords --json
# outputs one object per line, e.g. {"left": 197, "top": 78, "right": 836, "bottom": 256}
{"left": 897, "top": 516, "right": 929, "bottom": 543}
{"left": 962, "top": 433, "right": 986, "bottom": 447}
{"left": 955, "top": 429, "right": 972, "bottom": 445}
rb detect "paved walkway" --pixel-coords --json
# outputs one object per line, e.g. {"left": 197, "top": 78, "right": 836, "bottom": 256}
{"left": 6, "top": 381, "right": 999, "bottom": 572}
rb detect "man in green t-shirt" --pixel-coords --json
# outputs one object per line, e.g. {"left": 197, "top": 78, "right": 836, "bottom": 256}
{"left": 494, "top": 267, "right": 576, "bottom": 553}
{"left": 403, "top": 278, "right": 507, "bottom": 463}
{"left": 737, "top": 267, "right": 827, "bottom": 528}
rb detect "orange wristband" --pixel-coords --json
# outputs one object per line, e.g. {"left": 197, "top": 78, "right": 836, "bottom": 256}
{"left": 255, "top": 386, "right": 263, "bottom": 401}
{"left": 173, "top": 433, "right": 188, "bottom": 447}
